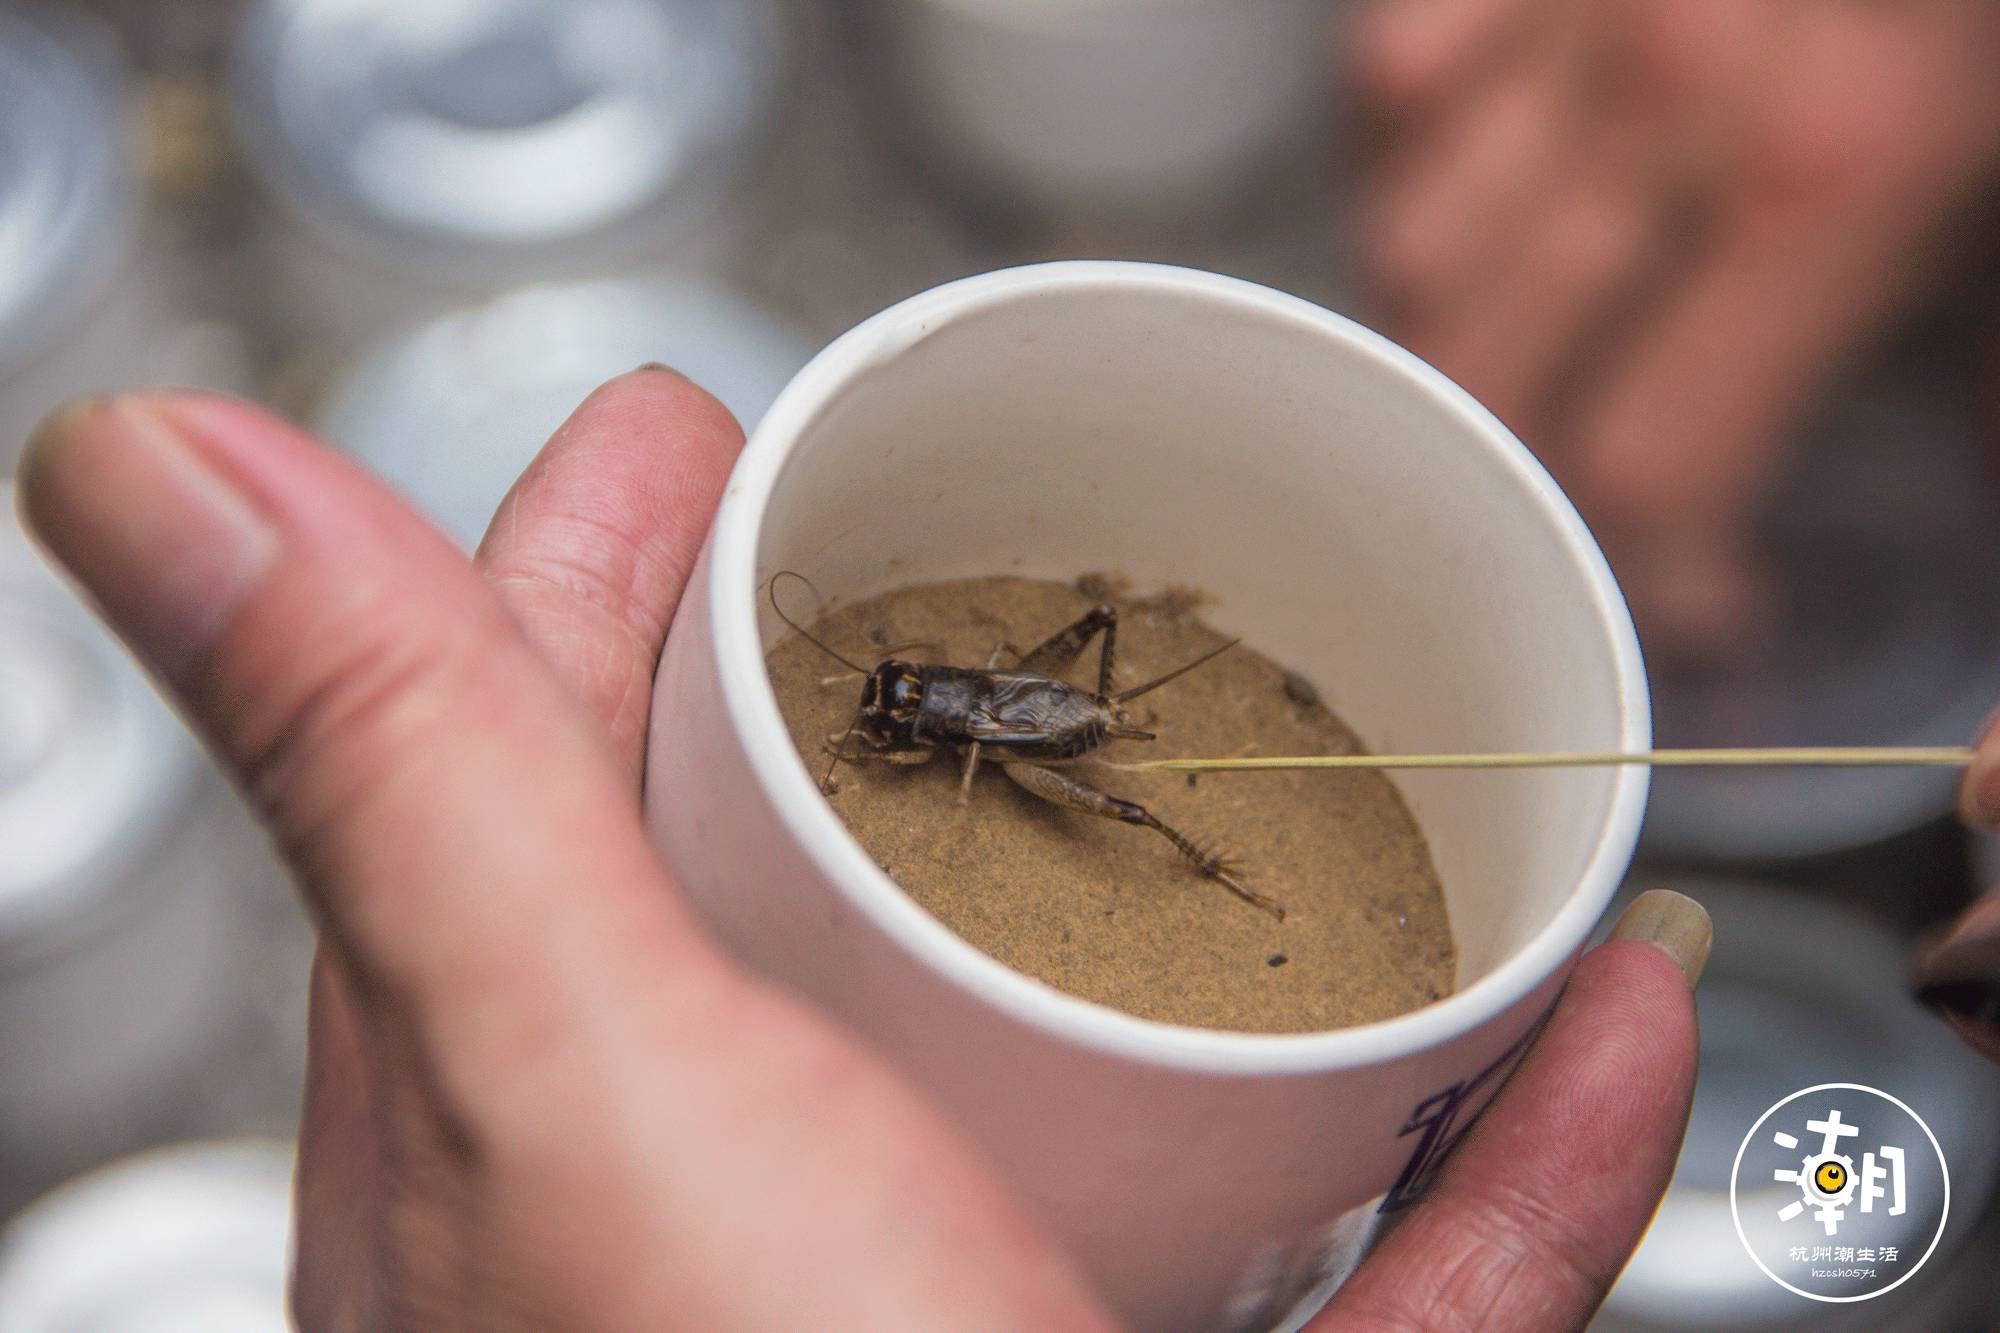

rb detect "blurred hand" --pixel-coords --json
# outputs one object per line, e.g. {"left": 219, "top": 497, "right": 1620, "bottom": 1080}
{"left": 22, "top": 379, "right": 1704, "bottom": 1331}
{"left": 1355, "top": 0, "right": 2000, "bottom": 651}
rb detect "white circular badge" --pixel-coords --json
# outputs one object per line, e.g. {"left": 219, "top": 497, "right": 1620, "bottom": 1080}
{"left": 1730, "top": 1082, "right": 1949, "bottom": 1303}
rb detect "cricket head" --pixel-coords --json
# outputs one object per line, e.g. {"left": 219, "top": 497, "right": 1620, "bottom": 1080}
{"left": 860, "top": 660, "right": 924, "bottom": 742}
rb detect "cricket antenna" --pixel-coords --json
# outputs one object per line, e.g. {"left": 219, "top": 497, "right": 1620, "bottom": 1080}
{"left": 768, "top": 571, "right": 871, "bottom": 673}
{"left": 1114, "top": 638, "right": 1239, "bottom": 704}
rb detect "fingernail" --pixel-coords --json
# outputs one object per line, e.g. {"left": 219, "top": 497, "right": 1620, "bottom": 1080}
{"left": 631, "top": 361, "right": 685, "bottom": 378}
{"left": 19, "top": 396, "right": 279, "bottom": 682}
{"left": 1610, "top": 889, "right": 1713, "bottom": 989}
{"left": 1958, "top": 709, "right": 2000, "bottom": 828}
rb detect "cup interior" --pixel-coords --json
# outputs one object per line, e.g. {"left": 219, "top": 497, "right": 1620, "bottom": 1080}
{"left": 736, "top": 263, "right": 1647, "bottom": 1029}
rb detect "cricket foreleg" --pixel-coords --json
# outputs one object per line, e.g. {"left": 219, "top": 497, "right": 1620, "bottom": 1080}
{"left": 817, "top": 721, "right": 932, "bottom": 791}
{"left": 1001, "top": 763, "right": 1284, "bottom": 919}
{"left": 822, "top": 735, "right": 936, "bottom": 764}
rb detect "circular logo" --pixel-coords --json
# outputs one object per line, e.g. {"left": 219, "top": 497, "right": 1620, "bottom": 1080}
{"left": 1730, "top": 1083, "right": 1950, "bottom": 1303}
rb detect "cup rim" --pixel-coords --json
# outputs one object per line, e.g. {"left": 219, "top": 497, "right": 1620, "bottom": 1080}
{"left": 707, "top": 260, "right": 1651, "bottom": 1075}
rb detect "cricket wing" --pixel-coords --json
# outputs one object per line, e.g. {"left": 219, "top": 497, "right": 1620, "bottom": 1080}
{"left": 964, "top": 673, "right": 1105, "bottom": 757}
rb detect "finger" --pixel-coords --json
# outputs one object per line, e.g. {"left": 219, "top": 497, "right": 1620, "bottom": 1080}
{"left": 1354, "top": 0, "right": 1547, "bottom": 111}
{"left": 1399, "top": 158, "right": 1659, "bottom": 434}
{"left": 1362, "top": 16, "right": 1588, "bottom": 318}
{"left": 17, "top": 393, "right": 719, "bottom": 1071}
{"left": 476, "top": 366, "right": 743, "bottom": 782}
{"left": 1316, "top": 890, "right": 1708, "bottom": 1331}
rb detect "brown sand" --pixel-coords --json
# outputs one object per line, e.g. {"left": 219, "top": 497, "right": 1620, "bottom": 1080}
{"left": 766, "top": 575, "right": 1455, "bottom": 1033}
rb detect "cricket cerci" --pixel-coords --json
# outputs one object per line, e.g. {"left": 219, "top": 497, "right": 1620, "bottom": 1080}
{"left": 771, "top": 573, "right": 1284, "bottom": 919}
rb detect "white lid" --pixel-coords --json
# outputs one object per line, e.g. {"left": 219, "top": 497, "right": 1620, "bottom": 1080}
{"left": 0, "top": 1141, "right": 294, "bottom": 1332}
{"left": 230, "top": 0, "right": 777, "bottom": 275}
{"left": 0, "top": 4, "right": 136, "bottom": 367}
{"left": 313, "top": 273, "right": 814, "bottom": 547}
{"left": 0, "top": 488, "right": 196, "bottom": 946}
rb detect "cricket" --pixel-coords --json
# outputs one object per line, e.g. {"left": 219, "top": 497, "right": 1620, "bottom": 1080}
{"left": 770, "top": 573, "right": 1287, "bottom": 920}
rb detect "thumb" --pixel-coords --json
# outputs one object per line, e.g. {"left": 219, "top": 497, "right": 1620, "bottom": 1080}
{"left": 17, "top": 393, "right": 721, "bottom": 1079}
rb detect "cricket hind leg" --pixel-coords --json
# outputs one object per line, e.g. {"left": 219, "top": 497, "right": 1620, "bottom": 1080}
{"left": 1016, "top": 604, "right": 1118, "bottom": 697}
{"left": 1001, "top": 763, "right": 1284, "bottom": 920}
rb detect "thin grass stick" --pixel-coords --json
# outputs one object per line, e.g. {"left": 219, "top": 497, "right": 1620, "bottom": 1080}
{"left": 1111, "top": 747, "right": 1977, "bottom": 774}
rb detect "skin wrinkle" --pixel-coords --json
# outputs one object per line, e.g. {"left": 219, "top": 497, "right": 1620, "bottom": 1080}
{"left": 1441, "top": 1184, "right": 1605, "bottom": 1317}
{"left": 481, "top": 510, "right": 702, "bottom": 770}
{"left": 1429, "top": 1232, "right": 1583, "bottom": 1332}
{"left": 485, "top": 568, "right": 659, "bottom": 771}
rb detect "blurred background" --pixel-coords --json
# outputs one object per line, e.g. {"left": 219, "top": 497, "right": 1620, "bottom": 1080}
{"left": 1, "top": 0, "right": 1998, "bottom": 1327}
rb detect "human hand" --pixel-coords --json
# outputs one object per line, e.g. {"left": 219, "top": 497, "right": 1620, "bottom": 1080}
{"left": 1353, "top": 0, "right": 2000, "bottom": 652}
{"left": 20, "top": 377, "right": 1705, "bottom": 1330}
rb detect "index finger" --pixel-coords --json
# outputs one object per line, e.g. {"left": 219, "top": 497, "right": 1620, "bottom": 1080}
{"left": 477, "top": 367, "right": 744, "bottom": 781}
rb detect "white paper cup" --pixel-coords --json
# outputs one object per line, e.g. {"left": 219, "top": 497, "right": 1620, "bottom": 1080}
{"left": 864, "top": 0, "right": 1335, "bottom": 223}
{"left": 645, "top": 262, "right": 1649, "bottom": 1330}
